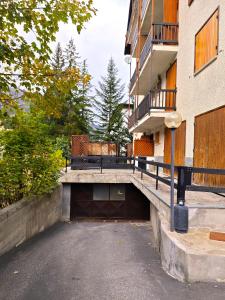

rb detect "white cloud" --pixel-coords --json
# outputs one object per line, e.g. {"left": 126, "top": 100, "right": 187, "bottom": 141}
{"left": 55, "top": 0, "right": 130, "bottom": 94}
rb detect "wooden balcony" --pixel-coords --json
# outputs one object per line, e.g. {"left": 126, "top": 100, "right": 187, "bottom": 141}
{"left": 128, "top": 89, "right": 176, "bottom": 129}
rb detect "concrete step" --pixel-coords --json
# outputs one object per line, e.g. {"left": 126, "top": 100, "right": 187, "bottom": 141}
{"left": 160, "top": 221, "right": 225, "bottom": 282}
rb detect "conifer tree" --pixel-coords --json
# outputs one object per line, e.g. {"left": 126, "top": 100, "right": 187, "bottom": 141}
{"left": 64, "top": 38, "right": 80, "bottom": 68}
{"left": 49, "top": 41, "right": 93, "bottom": 137}
{"left": 51, "top": 43, "right": 65, "bottom": 71}
{"left": 94, "top": 58, "right": 131, "bottom": 152}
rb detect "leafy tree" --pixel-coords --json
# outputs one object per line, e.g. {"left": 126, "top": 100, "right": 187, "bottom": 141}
{"left": 94, "top": 58, "right": 131, "bottom": 152}
{"left": 0, "top": 0, "right": 96, "bottom": 107}
{"left": 0, "top": 111, "right": 64, "bottom": 208}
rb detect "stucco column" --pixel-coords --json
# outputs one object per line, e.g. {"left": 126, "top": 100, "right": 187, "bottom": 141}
{"left": 62, "top": 184, "right": 71, "bottom": 221}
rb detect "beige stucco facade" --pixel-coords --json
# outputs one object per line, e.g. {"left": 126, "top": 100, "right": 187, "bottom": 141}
{"left": 126, "top": 0, "right": 225, "bottom": 165}
{"left": 177, "top": 0, "right": 225, "bottom": 158}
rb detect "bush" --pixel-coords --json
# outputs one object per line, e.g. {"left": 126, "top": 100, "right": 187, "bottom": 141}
{"left": 0, "top": 112, "right": 64, "bottom": 209}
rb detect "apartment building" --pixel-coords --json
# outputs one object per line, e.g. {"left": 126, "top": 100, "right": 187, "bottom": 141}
{"left": 125, "top": 0, "right": 225, "bottom": 186}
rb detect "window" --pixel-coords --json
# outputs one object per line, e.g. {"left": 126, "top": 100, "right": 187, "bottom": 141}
{"left": 93, "top": 184, "right": 125, "bottom": 201}
{"left": 194, "top": 9, "right": 219, "bottom": 73}
{"left": 110, "top": 184, "right": 125, "bottom": 201}
{"left": 93, "top": 184, "right": 109, "bottom": 201}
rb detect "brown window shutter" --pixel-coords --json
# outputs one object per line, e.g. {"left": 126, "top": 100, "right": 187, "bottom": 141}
{"left": 194, "top": 9, "right": 219, "bottom": 73}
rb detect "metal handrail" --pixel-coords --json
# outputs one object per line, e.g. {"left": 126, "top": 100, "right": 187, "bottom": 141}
{"left": 139, "top": 23, "right": 179, "bottom": 71}
{"left": 140, "top": 33, "right": 152, "bottom": 70}
{"left": 128, "top": 89, "right": 176, "bottom": 127}
{"left": 141, "top": 0, "right": 150, "bottom": 20}
{"left": 130, "top": 69, "right": 137, "bottom": 91}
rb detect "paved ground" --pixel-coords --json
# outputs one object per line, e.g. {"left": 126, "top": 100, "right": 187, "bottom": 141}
{"left": 0, "top": 222, "right": 225, "bottom": 300}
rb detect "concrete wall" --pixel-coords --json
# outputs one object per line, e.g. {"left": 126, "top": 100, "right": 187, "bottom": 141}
{"left": 177, "top": 0, "right": 225, "bottom": 158}
{"left": 0, "top": 186, "right": 62, "bottom": 257}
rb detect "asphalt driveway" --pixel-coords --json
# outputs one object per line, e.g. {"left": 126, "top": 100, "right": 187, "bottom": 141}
{"left": 0, "top": 221, "right": 225, "bottom": 300}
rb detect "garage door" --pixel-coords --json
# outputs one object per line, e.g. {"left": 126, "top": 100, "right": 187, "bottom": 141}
{"left": 70, "top": 184, "right": 150, "bottom": 220}
{"left": 194, "top": 107, "right": 225, "bottom": 186}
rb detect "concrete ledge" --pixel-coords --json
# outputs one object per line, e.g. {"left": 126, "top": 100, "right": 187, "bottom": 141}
{"left": 61, "top": 170, "right": 131, "bottom": 184}
{"left": 160, "top": 221, "right": 225, "bottom": 283}
{"left": 0, "top": 186, "right": 62, "bottom": 257}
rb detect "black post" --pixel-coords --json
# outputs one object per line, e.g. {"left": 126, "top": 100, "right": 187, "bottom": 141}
{"left": 170, "top": 128, "right": 176, "bottom": 232}
{"left": 156, "top": 165, "right": 159, "bottom": 190}
{"left": 177, "top": 166, "right": 193, "bottom": 204}
{"left": 100, "top": 156, "right": 103, "bottom": 174}
{"left": 141, "top": 169, "right": 143, "bottom": 180}
{"left": 65, "top": 157, "right": 68, "bottom": 173}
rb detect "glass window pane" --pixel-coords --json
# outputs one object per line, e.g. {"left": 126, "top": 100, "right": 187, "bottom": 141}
{"left": 110, "top": 184, "right": 125, "bottom": 201}
{"left": 93, "top": 184, "right": 109, "bottom": 201}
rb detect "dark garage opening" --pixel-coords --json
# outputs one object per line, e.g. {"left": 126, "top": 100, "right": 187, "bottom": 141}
{"left": 70, "top": 183, "right": 150, "bottom": 220}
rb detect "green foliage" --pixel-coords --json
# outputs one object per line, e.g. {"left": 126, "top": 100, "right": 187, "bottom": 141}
{"left": 53, "top": 136, "right": 70, "bottom": 158}
{"left": 48, "top": 42, "right": 93, "bottom": 136}
{"left": 0, "top": 111, "right": 64, "bottom": 209}
{"left": 0, "top": 1, "right": 96, "bottom": 209}
{"left": 94, "top": 58, "right": 131, "bottom": 152}
{"left": 0, "top": 0, "right": 96, "bottom": 106}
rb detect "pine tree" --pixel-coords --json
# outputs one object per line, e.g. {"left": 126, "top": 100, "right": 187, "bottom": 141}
{"left": 94, "top": 58, "right": 131, "bottom": 152}
{"left": 51, "top": 43, "right": 65, "bottom": 70}
{"left": 64, "top": 38, "right": 80, "bottom": 68}
{"left": 78, "top": 60, "right": 94, "bottom": 133}
{"left": 62, "top": 60, "right": 93, "bottom": 136}
{"left": 49, "top": 41, "right": 93, "bottom": 137}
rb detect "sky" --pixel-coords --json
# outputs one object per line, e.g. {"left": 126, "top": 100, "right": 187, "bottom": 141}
{"left": 55, "top": 0, "right": 130, "bottom": 92}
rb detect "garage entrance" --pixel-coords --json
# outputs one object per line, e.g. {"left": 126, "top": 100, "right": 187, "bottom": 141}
{"left": 70, "top": 183, "right": 150, "bottom": 220}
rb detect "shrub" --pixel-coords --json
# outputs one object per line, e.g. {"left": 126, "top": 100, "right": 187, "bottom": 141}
{"left": 0, "top": 112, "right": 64, "bottom": 209}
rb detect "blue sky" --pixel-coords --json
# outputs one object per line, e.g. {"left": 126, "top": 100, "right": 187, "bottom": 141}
{"left": 55, "top": 0, "right": 130, "bottom": 91}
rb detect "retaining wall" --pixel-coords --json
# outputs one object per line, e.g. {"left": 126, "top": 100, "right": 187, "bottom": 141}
{"left": 0, "top": 186, "right": 62, "bottom": 257}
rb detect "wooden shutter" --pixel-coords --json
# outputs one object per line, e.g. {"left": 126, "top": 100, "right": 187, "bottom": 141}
{"left": 194, "top": 107, "right": 225, "bottom": 187}
{"left": 166, "top": 61, "right": 177, "bottom": 109}
{"left": 164, "top": 121, "right": 186, "bottom": 174}
{"left": 163, "top": 0, "right": 179, "bottom": 23}
{"left": 194, "top": 9, "right": 219, "bottom": 72}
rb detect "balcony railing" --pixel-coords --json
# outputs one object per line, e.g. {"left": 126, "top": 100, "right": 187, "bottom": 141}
{"left": 140, "top": 33, "right": 153, "bottom": 70}
{"left": 139, "top": 23, "right": 179, "bottom": 71}
{"left": 128, "top": 109, "right": 137, "bottom": 129}
{"left": 141, "top": 0, "right": 149, "bottom": 20}
{"left": 152, "top": 23, "right": 179, "bottom": 44}
{"left": 128, "top": 89, "right": 176, "bottom": 129}
{"left": 130, "top": 69, "right": 137, "bottom": 91}
{"left": 132, "top": 23, "right": 138, "bottom": 54}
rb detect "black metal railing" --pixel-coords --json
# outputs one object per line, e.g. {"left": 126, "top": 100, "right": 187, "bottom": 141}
{"left": 152, "top": 23, "right": 179, "bottom": 44}
{"left": 128, "top": 110, "right": 137, "bottom": 129}
{"left": 128, "top": 89, "right": 176, "bottom": 128}
{"left": 135, "top": 159, "right": 225, "bottom": 204}
{"left": 68, "top": 156, "right": 225, "bottom": 204}
{"left": 139, "top": 23, "right": 178, "bottom": 72}
{"left": 140, "top": 33, "right": 153, "bottom": 70}
{"left": 150, "top": 89, "right": 176, "bottom": 110}
{"left": 70, "top": 156, "right": 134, "bottom": 172}
{"left": 130, "top": 69, "right": 137, "bottom": 91}
{"left": 142, "top": 0, "right": 149, "bottom": 20}
{"left": 138, "top": 93, "right": 150, "bottom": 120}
